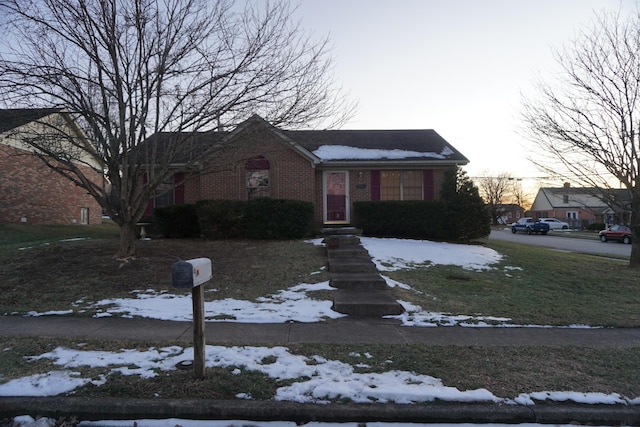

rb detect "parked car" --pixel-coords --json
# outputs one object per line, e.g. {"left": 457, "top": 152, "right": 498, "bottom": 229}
{"left": 539, "top": 218, "right": 570, "bottom": 230}
{"left": 511, "top": 218, "right": 550, "bottom": 235}
{"left": 599, "top": 225, "right": 632, "bottom": 244}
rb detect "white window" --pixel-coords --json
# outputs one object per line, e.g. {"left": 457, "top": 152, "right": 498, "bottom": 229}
{"left": 80, "top": 208, "right": 89, "bottom": 224}
{"left": 381, "top": 170, "right": 423, "bottom": 200}
{"left": 246, "top": 169, "right": 270, "bottom": 199}
{"left": 154, "top": 179, "right": 174, "bottom": 208}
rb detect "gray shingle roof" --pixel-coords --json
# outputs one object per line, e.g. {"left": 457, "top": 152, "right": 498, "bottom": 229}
{"left": 0, "top": 108, "right": 63, "bottom": 134}
{"left": 143, "top": 115, "right": 469, "bottom": 165}
{"left": 283, "top": 129, "right": 468, "bottom": 162}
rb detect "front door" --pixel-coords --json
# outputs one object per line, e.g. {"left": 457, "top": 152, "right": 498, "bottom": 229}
{"left": 323, "top": 171, "right": 349, "bottom": 224}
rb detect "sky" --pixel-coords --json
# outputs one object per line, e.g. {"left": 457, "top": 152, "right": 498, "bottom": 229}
{"left": 3, "top": 237, "right": 627, "bottom": 414}
{"left": 292, "top": 0, "right": 638, "bottom": 186}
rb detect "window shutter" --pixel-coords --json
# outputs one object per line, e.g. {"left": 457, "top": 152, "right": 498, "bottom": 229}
{"left": 371, "top": 170, "right": 381, "bottom": 201}
{"left": 143, "top": 173, "right": 154, "bottom": 216}
{"left": 174, "top": 172, "right": 185, "bottom": 205}
{"left": 423, "top": 170, "right": 434, "bottom": 200}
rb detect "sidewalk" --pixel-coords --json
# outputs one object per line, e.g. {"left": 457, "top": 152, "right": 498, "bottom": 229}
{"left": 2, "top": 315, "right": 640, "bottom": 347}
{"left": 2, "top": 315, "right": 640, "bottom": 426}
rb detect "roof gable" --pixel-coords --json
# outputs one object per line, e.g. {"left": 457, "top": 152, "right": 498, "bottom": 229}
{"left": 532, "top": 186, "right": 631, "bottom": 211}
{"left": 145, "top": 115, "right": 469, "bottom": 167}
{"left": 0, "top": 108, "right": 63, "bottom": 134}
{"left": 284, "top": 129, "right": 468, "bottom": 163}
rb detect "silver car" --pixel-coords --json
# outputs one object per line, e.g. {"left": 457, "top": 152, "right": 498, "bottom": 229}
{"left": 539, "top": 218, "right": 570, "bottom": 230}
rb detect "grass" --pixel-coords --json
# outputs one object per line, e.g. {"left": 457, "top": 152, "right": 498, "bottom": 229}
{"left": 0, "top": 222, "right": 119, "bottom": 256}
{"left": 1, "top": 223, "right": 639, "bottom": 326}
{"left": 1, "top": 337, "right": 638, "bottom": 401}
{"left": 387, "top": 239, "right": 640, "bottom": 327}
{"left": 1, "top": 223, "right": 640, "bottom": 402}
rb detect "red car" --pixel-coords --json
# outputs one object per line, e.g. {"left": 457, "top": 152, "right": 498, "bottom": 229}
{"left": 599, "top": 225, "right": 632, "bottom": 244}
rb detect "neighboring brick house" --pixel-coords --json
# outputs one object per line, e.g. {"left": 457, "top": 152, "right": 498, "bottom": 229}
{"left": 496, "top": 204, "right": 525, "bottom": 225}
{"left": 529, "top": 183, "right": 631, "bottom": 228}
{"left": 144, "top": 115, "right": 469, "bottom": 228}
{"left": 0, "top": 108, "right": 103, "bottom": 225}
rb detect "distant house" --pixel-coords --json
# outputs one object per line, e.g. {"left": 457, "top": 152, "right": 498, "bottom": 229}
{"left": 529, "top": 183, "right": 631, "bottom": 228}
{"left": 144, "top": 114, "right": 469, "bottom": 228}
{"left": 0, "top": 108, "right": 103, "bottom": 225}
{"left": 495, "top": 204, "right": 525, "bottom": 225}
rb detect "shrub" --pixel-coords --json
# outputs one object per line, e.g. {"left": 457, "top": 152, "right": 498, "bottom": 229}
{"left": 243, "top": 198, "right": 314, "bottom": 239}
{"left": 587, "top": 222, "right": 606, "bottom": 231}
{"left": 354, "top": 168, "right": 490, "bottom": 242}
{"left": 196, "top": 198, "right": 314, "bottom": 240}
{"left": 353, "top": 200, "right": 444, "bottom": 239}
{"left": 153, "top": 204, "right": 200, "bottom": 238}
{"left": 439, "top": 168, "right": 491, "bottom": 241}
{"left": 195, "top": 199, "right": 245, "bottom": 239}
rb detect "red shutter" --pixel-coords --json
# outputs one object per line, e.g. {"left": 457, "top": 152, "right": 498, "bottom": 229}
{"left": 143, "top": 173, "right": 154, "bottom": 216}
{"left": 423, "top": 170, "right": 434, "bottom": 200}
{"left": 371, "top": 170, "right": 381, "bottom": 201}
{"left": 174, "top": 172, "right": 185, "bottom": 205}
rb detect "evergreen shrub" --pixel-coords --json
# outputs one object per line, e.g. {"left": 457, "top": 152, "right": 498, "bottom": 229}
{"left": 354, "top": 168, "right": 490, "bottom": 242}
{"left": 195, "top": 199, "right": 245, "bottom": 239}
{"left": 353, "top": 201, "right": 445, "bottom": 239}
{"left": 196, "top": 198, "right": 314, "bottom": 239}
{"left": 153, "top": 204, "right": 200, "bottom": 238}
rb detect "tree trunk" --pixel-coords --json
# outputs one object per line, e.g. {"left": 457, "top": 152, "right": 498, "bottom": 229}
{"left": 117, "top": 221, "right": 138, "bottom": 259}
{"left": 630, "top": 196, "right": 640, "bottom": 268}
{"left": 631, "top": 241, "right": 640, "bottom": 268}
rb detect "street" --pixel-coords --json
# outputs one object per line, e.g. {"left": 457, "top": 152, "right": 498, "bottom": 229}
{"left": 489, "top": 227, "right": 632, "bottom": 258}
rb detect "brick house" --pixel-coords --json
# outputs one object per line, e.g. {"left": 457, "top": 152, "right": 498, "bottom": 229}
{"left": 529, "top": 183, "right": 631, "bottom": 228}
{"left": 144, "top": 115, "right": 469, "bottom": 228}
{"left": 496, "top": 204, "right": 526, "bottom": 225}
{"left": 0, "top": 108, "right": 103, "bottom": 225}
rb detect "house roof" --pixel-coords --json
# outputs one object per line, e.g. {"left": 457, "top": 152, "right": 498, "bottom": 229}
{"left": 145, "top": 115, "right": 469, "bottom": 167}
{"left": 283, "top": 129, "right": 468, "bottom": 164}
{"left": 0, "top": 108, "right": 63, "bottom": 134}
{"left": 531, "top": 186, "right": 631, "bottom": 213}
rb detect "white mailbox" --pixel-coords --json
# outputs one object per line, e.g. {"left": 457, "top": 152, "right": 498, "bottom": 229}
{"left": 171, "top": 258, "right": 212, "bottom": 288}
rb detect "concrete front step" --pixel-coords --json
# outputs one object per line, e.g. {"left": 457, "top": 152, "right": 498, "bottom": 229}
{"left": 332, "top": 289, "right": 405, "bottom": 317}
{"left": 321, "top": 227, "right": 362, "bottom": 236}
{"left": 330, "top": 272, "right": 388, "bottom": 290}
{"left": 324, "top": 234, "right": 361, "bottom": 248}
{"left": 327, "top": 245, "right": 370, "bottom": 258}
{"left": 327, "top": 258, "right": 378, "bottom": 274}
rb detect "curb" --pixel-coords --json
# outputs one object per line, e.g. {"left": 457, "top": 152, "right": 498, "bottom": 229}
{"left": 2, "top": 398, "right": 640, "bottom": 425}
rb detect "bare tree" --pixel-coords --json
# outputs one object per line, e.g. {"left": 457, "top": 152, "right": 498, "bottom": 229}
{"left": 510, "top": 179, "right": 532, "bottom": 212}
{"left": 477, "top": 172, "right": 514, "bottom": 224}
{"left": 520, "top": 9, "right": 640, "bottom": 267}
{"left": 0, "top": 0, "right": 355, "bottom": 258}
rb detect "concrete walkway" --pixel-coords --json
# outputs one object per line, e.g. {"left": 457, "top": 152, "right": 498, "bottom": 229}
{"left": 2, "top": 315, "right": 640, "bottom": 425}
{"left": 2, "top": 315, "right": 640, "bottom": 347}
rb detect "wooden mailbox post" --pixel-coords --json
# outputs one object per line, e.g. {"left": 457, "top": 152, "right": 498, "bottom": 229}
{"left": 171, "top": 258, "right": 212, "bottom": 379}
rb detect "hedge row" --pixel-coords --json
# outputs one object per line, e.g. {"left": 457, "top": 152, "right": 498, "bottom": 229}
{"left": 153, "top": 169, "right": 489, "bottom": 242}
{"left": 154, "top": 198, "right": 314, "bottom": 240}
{"left": 153, "top": 204, "right": 200, "bottom": 238}
{"left": 353, "top": 199, "right": 490, "bottom": 242}
{"left": 353, "top": 201, "right": 446, "bottom": 239}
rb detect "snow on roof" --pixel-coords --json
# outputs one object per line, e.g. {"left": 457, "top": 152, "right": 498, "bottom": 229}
{"left": 312, "top": 145, "right": 455, "bottom": 161}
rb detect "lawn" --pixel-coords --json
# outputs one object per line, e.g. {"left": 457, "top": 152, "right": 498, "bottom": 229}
{"left": 1, "top": 222, "right": 638, "bottom": 327}
{"left": 0, "top": 223, "right": 639, "bottom": 403}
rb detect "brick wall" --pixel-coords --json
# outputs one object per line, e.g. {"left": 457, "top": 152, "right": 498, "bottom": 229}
{"left": 0, "top": 144, "right": 103, "bottom": 225}
{"left": 179, "top": 123, "right": 454, "bottom": 229}
{"left": 192, "top": 130, "right": 317, "bottom": 207}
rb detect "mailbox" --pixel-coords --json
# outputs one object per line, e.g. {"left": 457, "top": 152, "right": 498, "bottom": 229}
{"left": 171, "top": 258, "right": 212, "bottom": 288}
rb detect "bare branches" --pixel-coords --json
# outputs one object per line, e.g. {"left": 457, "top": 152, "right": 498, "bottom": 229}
{"left": 0, "top": 0, "right": 355, "bottom": 257}
{"left": 476, "top": 172, "right": 531, "bottom": 224}
{"left": 520, "top": 8, "right": 640, "bottom": 266}
{"left": 521, "top": 10, "right": 640, "bottom": 191}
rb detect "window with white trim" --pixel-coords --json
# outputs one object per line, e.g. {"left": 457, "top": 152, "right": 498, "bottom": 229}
{"left": 381, "top": 170, "right": 423, "bottom": 200}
